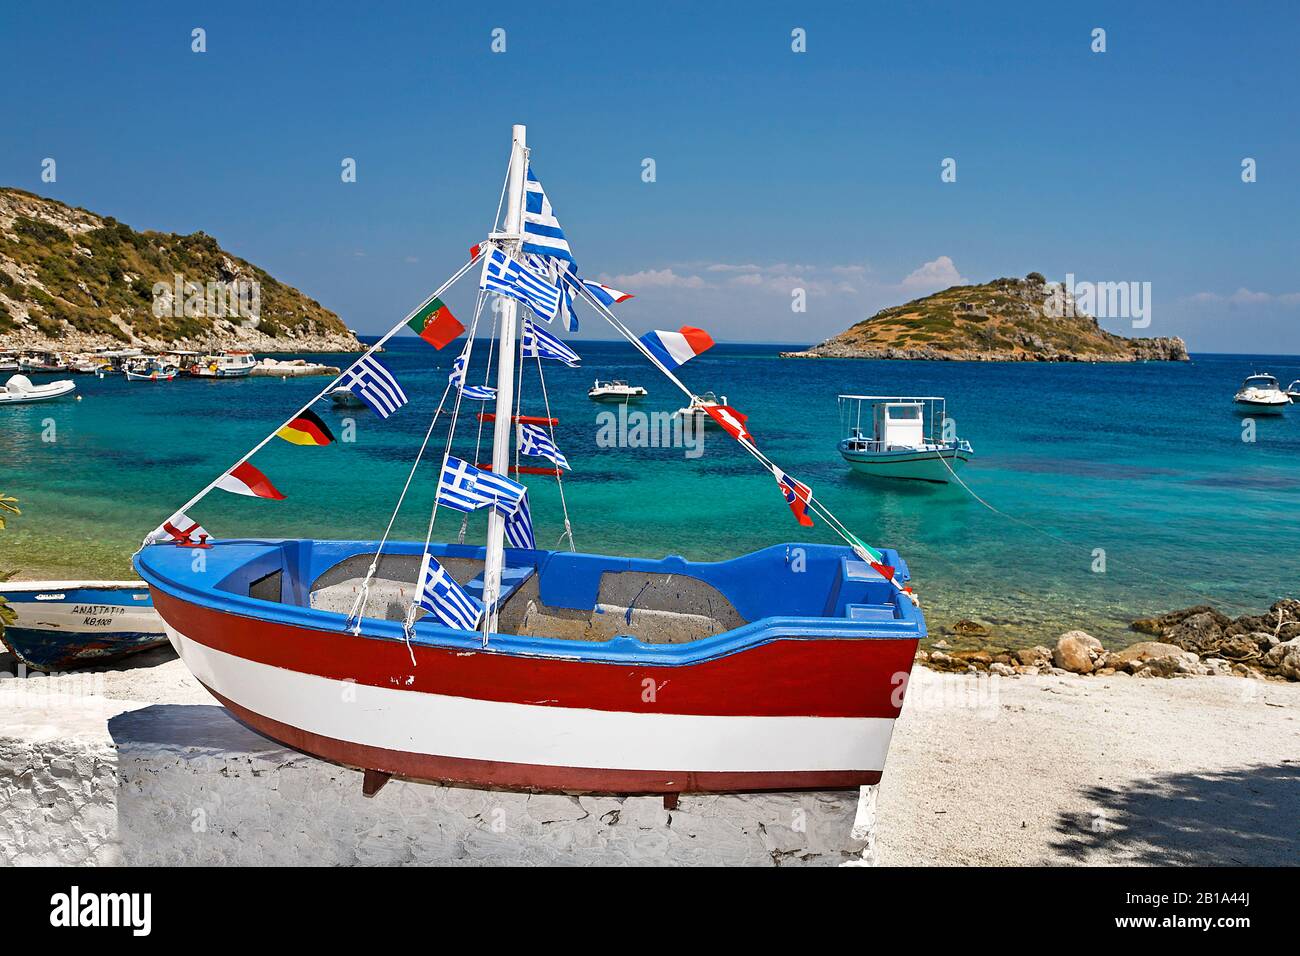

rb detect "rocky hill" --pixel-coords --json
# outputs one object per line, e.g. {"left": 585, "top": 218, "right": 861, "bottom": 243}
{"left": 782, "top": 273, "right": 1188, "bottom": 362}
{"left": 0, "top": 187, "right": 360, "bottom": 352}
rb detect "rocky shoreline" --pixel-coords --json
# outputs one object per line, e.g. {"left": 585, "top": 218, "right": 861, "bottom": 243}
{"left": 780, "top": 337, "right": 1189, "bottom": 362}
{"left": 919, "top": 599, "right": 1300, "bottom": 682}
{"left": 0, "top": 324, "right": 361, "bottom": 354}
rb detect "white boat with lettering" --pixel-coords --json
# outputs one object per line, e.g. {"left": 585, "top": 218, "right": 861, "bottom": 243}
{"left": 0, "top": 580, "right": 167, "bottom": 670}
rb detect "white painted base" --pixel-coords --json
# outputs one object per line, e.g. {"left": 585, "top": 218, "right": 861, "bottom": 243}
{"left": 0, "top": 698, "right": 877, "bottom": 866}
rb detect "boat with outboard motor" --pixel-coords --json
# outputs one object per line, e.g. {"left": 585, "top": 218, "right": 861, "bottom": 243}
{"left": 837, "top": 395, "right": 974, "bottom": 483}
{"left": 1233, "top": 373, "right": 1289, "bottom": 415}
{"left": 0, "top": 374, "right": 76, "bottom": 404}
{"left": 134, "top": 125, "right": 924, "bottom": 800}
{"left": 191, "top": 350, "right": 256, "bottom": 378}
{"left": 0, "top": 580, "right": 167, "bottom": 670}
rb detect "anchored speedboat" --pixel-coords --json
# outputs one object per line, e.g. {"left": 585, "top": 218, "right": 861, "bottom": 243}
{"left": 134, "top": 125, "right": 924, "bottom": 799}
{"left": 587, "top": 379, "right": 647, "bottom": 402}
{"left": 837, "top": 395, "right": 974, "bottom": 484}
{"left": 1233, "top": 373, "right": 1289, "bottom": 415}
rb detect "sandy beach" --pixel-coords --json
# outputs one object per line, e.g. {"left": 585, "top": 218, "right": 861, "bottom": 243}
{"left": 4, "top": 647, "right": 1294, "bottom": 866}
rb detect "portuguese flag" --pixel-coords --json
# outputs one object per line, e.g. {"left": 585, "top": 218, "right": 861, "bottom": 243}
{"left": 407, "top": 297, "right": 464, "bottom": 349}
{"left": 276, "top": 408, "right": 335, "bottom": 447}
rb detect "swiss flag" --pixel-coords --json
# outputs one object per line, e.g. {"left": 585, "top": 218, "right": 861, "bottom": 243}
{"left": 703, "top": 404, "right": 753, "bottom": 444}
{"left": 773, "top": 467, "right": 814, "bottom": 527}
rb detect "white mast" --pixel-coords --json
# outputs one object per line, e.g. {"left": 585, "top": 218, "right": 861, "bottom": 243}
{"left": 482, "top": 124, "right": 527, "bottom": 636}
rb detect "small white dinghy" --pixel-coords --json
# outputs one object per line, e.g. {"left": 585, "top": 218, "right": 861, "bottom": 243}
{"left": 0, "top": 374, "right": 76, "bottom": 404}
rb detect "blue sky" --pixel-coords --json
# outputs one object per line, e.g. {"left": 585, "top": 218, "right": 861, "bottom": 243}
{"left": 2, "top": 1, "right": 1297, "bottom": 350}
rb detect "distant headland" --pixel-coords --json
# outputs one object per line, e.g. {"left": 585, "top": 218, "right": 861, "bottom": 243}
{"left": 0, "top": 187, "right": 360, "bottom": 353}
{"left": 781, "top": 274, "right": 1189, "bottom": 362}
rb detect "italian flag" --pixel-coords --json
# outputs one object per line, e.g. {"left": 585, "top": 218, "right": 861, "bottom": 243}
{"left": 216, "top": 462, "right": 285, "bottom": 500}
{"left": 407, "top": 297, "right": 464, "bottom": 349}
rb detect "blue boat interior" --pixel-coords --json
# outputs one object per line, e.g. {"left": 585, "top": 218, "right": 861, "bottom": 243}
{"left": 134, "top": 539, "right": 925, "bottom": 661}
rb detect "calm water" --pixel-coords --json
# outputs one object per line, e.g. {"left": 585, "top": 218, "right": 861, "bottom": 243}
{"left": 3, "top": 341, "right": 1298, "bottom": 647}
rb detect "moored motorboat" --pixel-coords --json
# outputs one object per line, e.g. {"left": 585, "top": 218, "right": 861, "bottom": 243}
{"left": 1285, "top": 380, "right": 1300, "bottom": 402}
{"left": 191, "top": 350, "right": 256, "bottom": 378}
{"left": 134, "top": 125, "right": 924, "bottom": 799}
{"left": 329, "top": 385, "right": 367, "bottom": 408}
{"left": 587, "top": 379, "right": 647, "bottom": 402}
{"left": 0, "top": 374, "right": 76, "bottom": 404}
{"left": 124, "top": 359, "right": 179, "bottom": 381}
{"left": 671, "top": 389, "right": 728, "bottom": 426}
{"left": 1233, "top": 373, "right": 1289, "bottom": 415}
{"left": 0, "top": 580, "right": 167, "bottom": 670}
{"left": 837, "top": 395, "right": 974, "bottom": 484}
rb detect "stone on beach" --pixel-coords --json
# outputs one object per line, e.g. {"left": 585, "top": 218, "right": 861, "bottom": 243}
{"left": 1053, "top": 631, "right": 1102, "bottom": 674}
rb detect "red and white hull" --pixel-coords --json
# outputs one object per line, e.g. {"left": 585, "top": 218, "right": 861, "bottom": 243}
{"left": 154, "top": 589, "right": 915, "bottom": 794}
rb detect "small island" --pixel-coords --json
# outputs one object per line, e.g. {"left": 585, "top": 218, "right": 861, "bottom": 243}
{"left": 782, "top": 273, "right": 1188, "bottom": 362}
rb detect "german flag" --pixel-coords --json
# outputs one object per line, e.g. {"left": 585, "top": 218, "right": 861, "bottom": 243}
{"left": 276, "top": 409, "right": 335, "bottom": 446}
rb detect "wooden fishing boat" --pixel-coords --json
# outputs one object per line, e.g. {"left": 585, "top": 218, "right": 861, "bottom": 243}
{"left": 838, "top": 395, "right": 974, "bottom": 483}
{"left": 134, "top": 125, "right": 925, "bottom": 799}
{"left": 0, "top": 580, "right": 167, "bottom": 670}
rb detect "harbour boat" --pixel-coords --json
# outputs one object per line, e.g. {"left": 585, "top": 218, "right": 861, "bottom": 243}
{"left": 587, "top": 379, "right": 647, "bottom": 402}
{"left": 191, "top": 350, "right": 256, "bottom": 378}
{"left": 0, "top": 353, "right": 20, "bottom": 373}
{"left": 329, "top": 385, "right": 367, "bottom": 408}
{"left": 0, "top": 374, "right": 76, "bottom": 404}
{"left": 68, "top": 355, "right": 107, "bottom": 374}
{"left": 124, "top": 360, "right": 179, "bottom": 381}
{"left": 135, "top": 125, "right": 925, "bottom": 800}
{"left": 1233, "top": 373, "right": 1289, "bottom": 415}
{"left": 0, "top": 580, "right": 167, "bottom": 670}
{"left": 18, "top": 351, "right": 69, "bottom": 373}
{"left": 837, "top": 395, "right": 974, "bottom": 484}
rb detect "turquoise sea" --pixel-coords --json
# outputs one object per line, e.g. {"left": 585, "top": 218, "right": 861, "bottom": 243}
{"left": 3, "top": 340, "right": 1298, "bottom": 648}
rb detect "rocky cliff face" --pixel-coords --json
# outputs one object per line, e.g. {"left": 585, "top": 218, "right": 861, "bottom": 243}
{"left": 0, "top": 187, "right": 361, "bottom": 352}
{"left": 781, "top": 274, "right": 1188, "bottom": 362}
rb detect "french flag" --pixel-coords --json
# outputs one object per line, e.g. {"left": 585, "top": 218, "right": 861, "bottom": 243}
{"left": 638, "top": 326, "right": 714, "bottom": 371}
{"left": 583, "top": 280, "right": 633, "bottom": 308}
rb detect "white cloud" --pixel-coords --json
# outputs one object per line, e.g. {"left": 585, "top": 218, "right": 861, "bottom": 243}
{"left": 1188, "top": 288, "right": 1300, "bottom": 306}
{"left": 900, "top": 255, "right": 967, "bottom": 292}
{"left": 600, "top": 268, "right": 706, "bottom": 289}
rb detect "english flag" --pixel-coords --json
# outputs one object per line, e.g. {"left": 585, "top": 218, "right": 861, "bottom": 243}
{"left": 773, "top": 467, "right": 814, "bottom": 527}
{"left": 703, "top": 404, "right": 753, "bottom": 444}
{"left": 215, "top": 461, "right": 285, "bottom": 500}
{"left": 145, "top": 512, "right": 212, "bottom": 545}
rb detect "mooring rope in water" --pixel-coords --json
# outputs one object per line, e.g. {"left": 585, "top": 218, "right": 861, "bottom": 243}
{"left": 933, "top": 447, "right": 1262, "bottom": 617}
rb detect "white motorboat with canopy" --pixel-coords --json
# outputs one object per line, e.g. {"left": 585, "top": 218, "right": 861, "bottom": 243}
{"left": 134, "top": 125, "right": 926, "bottom": 800}
{"left": 837, "top": 395, "right": 974, "bottom": 483}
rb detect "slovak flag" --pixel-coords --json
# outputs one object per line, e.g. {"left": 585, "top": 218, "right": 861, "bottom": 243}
{"left": 773, "top": 467, "right": 814, "bottom": 528}
{"left": 638, "top": 326, "right": 714, "bottom": 371}
{"left": 703, "top": 404, "right": 754, "bottom": 444}
{"left": 215, "top": 461, "right": 285, "bottom": 500}
{"left": 583, "top": 280, "right": 633, "bottom": 308}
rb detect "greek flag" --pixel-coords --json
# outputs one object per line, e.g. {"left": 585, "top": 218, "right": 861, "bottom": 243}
{"left": 448, "top": 348, "right": 468, "bottom": 388}
{"left": 504, "top": 492, "right": 536, "bottom": 550}
{"left": 480, "top": 247, "right": 562, "bottom": 322}
{"left": 522, "top": 165, "right": 575, "bottom": 268}
{"left": 437, "top": 456, "right": 526, "bottom": 515}
{"left": 415, "top": 552, "right": 483, "bottom": 631}
{"left": 528, "top": 255, "right": 580, "bottom": 332}
{"left": 459, "top": 384, "right": 496, "bottom": 402}
{"left": 517, "top": 422, "right": 570, "bottom": 470}
{"left": 521, "top": 318, "right": 581, "bottom": 368}
{"left": 340, "top": 355, "right": 407, "bottom": 419}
